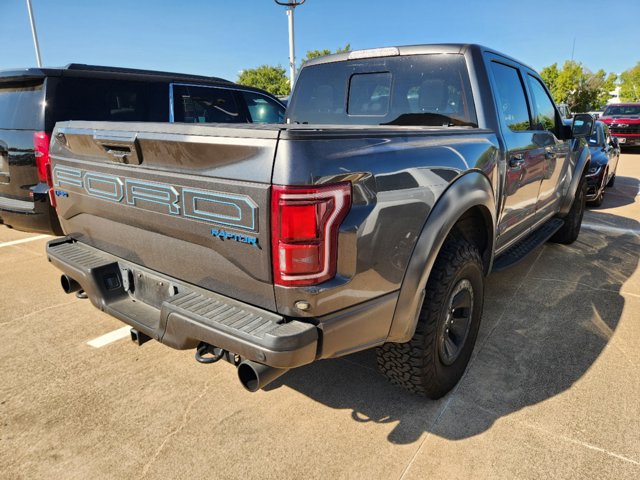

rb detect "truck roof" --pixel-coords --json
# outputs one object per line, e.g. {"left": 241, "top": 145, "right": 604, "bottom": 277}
{"left": 301, "top": 43, "right": 534, "bottom": 72}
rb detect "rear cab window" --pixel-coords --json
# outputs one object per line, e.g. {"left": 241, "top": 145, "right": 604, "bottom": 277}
{"left": 287, "top": 54, "right": 477, "bottom": 127}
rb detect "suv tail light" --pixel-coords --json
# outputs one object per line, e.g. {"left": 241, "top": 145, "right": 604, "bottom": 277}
{"left": 34, "top": 132, "right": 50, "bottom": 183}
{"left": 33, "top": 132, "right": 56, "bottom": 207}
{"left": 271, "top": 182, "right": 352, "bottom": 287}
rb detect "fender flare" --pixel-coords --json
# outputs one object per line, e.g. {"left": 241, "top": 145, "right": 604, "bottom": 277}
{"left": 386, "top": 171, "right": 496, "bottom": 343}
{"left": 558, "top": 143, "right": 591, "bottom": 216}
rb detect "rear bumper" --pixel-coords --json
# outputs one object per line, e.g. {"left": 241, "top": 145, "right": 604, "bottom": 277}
{"left": 46, "top": 237, "right": 319, "bottom": 368}
{"left": 0, "top": 185, "right": 61, "bottom": 235}
{"left": 47, "top": 238, "right": 398, "bottom": 368}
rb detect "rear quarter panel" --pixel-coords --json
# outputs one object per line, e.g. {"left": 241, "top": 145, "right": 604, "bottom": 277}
{"left": 272, "top": 127, "right": 499, "bottom": 319}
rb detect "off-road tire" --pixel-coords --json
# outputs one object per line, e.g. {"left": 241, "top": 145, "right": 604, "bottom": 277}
{"left": 376, "top": 238, "right": 484, "bottom": 399}
{"left": 550, "top": 176, "right": 586, "bottom": 244}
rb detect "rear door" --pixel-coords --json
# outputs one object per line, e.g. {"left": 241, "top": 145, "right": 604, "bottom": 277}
{"left": 487, "top": 58, "right": 546, "bottom": 250}
{"left": 0, "top": 79, "right": 45, "bottom": 204}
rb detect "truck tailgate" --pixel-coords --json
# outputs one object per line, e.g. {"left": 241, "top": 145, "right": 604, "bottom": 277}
{"left": 50, "top": 121, "right": 281, "bottom": 311}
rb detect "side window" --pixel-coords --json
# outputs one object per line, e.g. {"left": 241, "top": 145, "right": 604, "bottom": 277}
{"left": 348, "top": 72, "right": 392, "bottom": 116}
{"left": 49, "top": 78, "right": 167, "bottom": 128}
{"left": 173, "top": 85, "right": 243, "bottom": 124}
{"left": 527, "top": 75, "right": 558, "bottom": 133}
{"left": 490, "top": 62, "right": 531, "bottom": 132}
{"left": 241, "top": 92, "right": 285, "bottom": 123}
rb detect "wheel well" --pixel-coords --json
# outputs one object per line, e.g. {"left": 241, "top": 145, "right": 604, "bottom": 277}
{"left": 448, "top": 206, "right": 493, "bottom": 275}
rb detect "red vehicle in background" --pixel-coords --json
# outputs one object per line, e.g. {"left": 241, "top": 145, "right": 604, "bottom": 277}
{"left": 599, "top": 103, "right": 640, "bottom": 148}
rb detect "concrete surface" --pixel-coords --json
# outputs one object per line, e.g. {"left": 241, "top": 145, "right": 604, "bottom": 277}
{"left": 1, "top": 153, "right": 638, "bottom": 479}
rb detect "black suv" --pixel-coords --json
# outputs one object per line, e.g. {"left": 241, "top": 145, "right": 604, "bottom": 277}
{"left": 0, "top": 64, "right": 286, "bottom": 235}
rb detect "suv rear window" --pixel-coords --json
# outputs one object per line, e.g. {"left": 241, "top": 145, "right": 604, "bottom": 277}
{"left": 287, "top": 54, "right": 477, "bottom": 127}
{"left": 46, "top": 77, "right": 167, "bottom": 130}
{"left": 0, "top": 81, "right": 45, "bottom": 130}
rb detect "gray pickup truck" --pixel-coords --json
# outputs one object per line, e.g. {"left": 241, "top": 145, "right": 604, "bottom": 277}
{"left": 46, "top": 44, "right": 594, "bottom": 398}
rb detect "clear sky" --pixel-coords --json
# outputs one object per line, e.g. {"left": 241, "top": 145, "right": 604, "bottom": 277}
{"left": 1, "top": 0, "right": 638, "bottom": 81}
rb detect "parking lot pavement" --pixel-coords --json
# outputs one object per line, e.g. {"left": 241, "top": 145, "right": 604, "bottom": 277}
{"left": 1, "top": 154, "right": 638, "bottom": 480}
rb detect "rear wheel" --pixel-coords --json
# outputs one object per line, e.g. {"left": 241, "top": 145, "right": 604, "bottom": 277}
{"left": 376, "top": 238, "right": 484, "bottom": 399}
{"left": 550, "top": 176, "right": 586, "bottom": 244}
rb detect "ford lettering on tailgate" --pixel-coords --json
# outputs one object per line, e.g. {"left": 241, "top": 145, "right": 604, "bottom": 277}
{"left": 53, "top": 165, "right": 258, "bottom": 232}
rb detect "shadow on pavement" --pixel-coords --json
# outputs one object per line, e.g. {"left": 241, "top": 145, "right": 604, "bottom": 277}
{"left": 589, "top": 175, "right": 639, "bottom": 210}
{"left": 267, "top": 211, "right": 639, "bottom": 444}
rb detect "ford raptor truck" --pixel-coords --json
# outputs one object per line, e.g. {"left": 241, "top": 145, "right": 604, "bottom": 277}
{"left": 46, "top": 44, "right": 594, "bottom": 398}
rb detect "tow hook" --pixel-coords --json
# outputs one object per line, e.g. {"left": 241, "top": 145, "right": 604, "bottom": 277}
{"left": 195, "top": 342, "right": 225, "bottom": 364}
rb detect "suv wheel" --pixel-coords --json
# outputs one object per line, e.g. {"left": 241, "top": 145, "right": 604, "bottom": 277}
{"left": 376, "top": 238, "right": 484, "bottom": 399}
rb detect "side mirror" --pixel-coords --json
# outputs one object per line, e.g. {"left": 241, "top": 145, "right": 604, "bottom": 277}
{"left": 611, "top": 137, "right": 619, "bottom": 147}
{"left": 571, "top": 113, "right": 595, "bottom": 138}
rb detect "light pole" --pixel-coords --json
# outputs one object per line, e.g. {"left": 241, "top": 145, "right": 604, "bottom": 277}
{"left": 274, "top": 0, "right": 305, "bottom": 89}
{"left": 26, "top": 0, "right": 43, "bottom": 67}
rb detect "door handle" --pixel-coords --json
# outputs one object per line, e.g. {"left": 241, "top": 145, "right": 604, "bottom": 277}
{"left": 509, "top": 154, "right": 524, "bottom": 169}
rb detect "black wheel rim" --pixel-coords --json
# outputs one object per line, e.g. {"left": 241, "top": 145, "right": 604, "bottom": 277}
{"left": 438, "top": 279, "right": 474, "bottom": 366}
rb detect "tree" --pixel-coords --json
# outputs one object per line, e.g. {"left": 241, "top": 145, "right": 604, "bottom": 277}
{"left": 540, "top": 63, "right": 559, "bottom": 97}
{"left": 237, "top": 65, "right": 290, "bottom": 96}
{"left": 540, "top": 60, "right": 617, "bottom": 111}
{"left": 619, "top": 62, "right": 640, "bottom": 102}
{"left": 299, "top": 44, "right": 351, "bottom": 69}
{"left": 593, "top": 70, "right": 618, "bottom": 107}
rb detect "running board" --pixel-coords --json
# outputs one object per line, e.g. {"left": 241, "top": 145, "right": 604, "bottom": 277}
{"left": 492, "top": 218, "right": 564, "bottom": 272}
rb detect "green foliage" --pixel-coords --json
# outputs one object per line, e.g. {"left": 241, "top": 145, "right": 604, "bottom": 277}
{"left": 540, "top": 60, "right": 617, "bottom": 111}
{"left": 299, "top": 44, "right": 351, "bottom": 68}
{"left": 619, "top": 62, "right": 640, "bottom": 102}
{"left": 237, "top": 65, "right": 290, "bottom": 96}
{"left": 540, "top": 63, "right": 559, "bottom": 95}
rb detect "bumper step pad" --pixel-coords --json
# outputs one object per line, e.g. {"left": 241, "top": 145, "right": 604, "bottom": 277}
{"left": 47, "top": 238, "right": 318, "bottom": 368}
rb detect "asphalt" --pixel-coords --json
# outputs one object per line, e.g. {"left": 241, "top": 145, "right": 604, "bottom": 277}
{"left": 1, "top": 153, "right": 638, "bottom": 480}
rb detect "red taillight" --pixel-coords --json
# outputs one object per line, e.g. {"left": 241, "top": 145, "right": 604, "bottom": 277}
{"left": 33, "top": 132, "right": 56, "bottom": 207}
{"left": 271, "top": 182, "right": 351, "bottom": 287}
{"left": 33, "top": 132, "right": 50, "bottom": 183}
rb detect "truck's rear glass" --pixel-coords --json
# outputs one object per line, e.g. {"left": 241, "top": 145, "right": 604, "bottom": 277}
{"left": 288, "top": 54, "right": 477, "bottom": 127}
{"left": 0, "top": 82, "right": 45, "bottom": 130}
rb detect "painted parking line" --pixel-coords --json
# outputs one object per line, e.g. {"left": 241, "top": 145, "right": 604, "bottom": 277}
{"left": 0, "top": 234, "right": 51, "bottom": 248}
{"left": 87, "top": 326, "right": 132, "bottom": 348}
{"left": 582, "top": 222, "right": 640, "bottom": 237}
